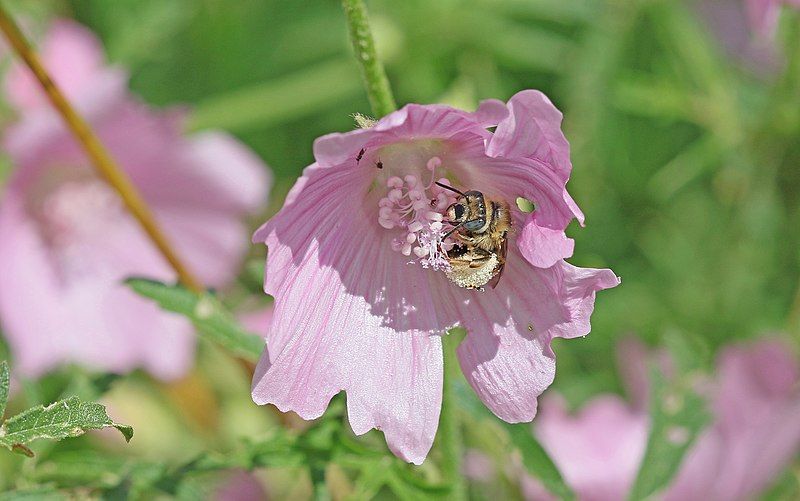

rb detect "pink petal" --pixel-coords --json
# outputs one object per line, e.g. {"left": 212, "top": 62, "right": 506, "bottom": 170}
{"left": 488, "top": 90, "right": 572, "bottom": 183}
{"left": 516, "top": 223, "right": 575, "bottom": 269}
{"left": 5, "top": 19, "right": 108, "bottom": 110}
{"left": 0, "top": 189, "right": 193, "bottom": 379}
{"left": 664, "top": 340, "right": 800, "bottom": 499}
{"left": 238, "top": 307, "right": 273, "bottom": 337}
{"left": 312, "top": 103, "right": 492, "bottom": 168}
{"left": 533, "top": 394, "right": 649, "bottom": 501}
{"left": 455, "top": 252, "right": 619, "bottom": 422}
{"left": 253, "top": 165, "right": 450, "bottom": 464}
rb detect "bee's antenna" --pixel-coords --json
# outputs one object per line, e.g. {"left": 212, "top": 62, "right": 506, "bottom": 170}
{"left": 442, "top": 222, "right": 465, "bottom": 240}
{"left": 435, "top": 181, "right": 466, "bottom": 197}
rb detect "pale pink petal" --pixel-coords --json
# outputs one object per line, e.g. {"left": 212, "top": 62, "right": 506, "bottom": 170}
{"left": 455, "top": 252, "right": 619, "bottom": 422}
{"left": 0, "top": 187, "right": 193, "bottom": 379}
{"left": 5, "top": 19, "right": 107, "bottom": 110}
{"left": 157, "top": 130, "right": 271, "bottom": 214}
{"left": 252, "top": 166, "right": 448, "bottom": 464}
{"left": 215, "top": 470, "right": 268, "bottom": 501}
{"left": 486, "top": 90, "right": 584, "bottom": 227}
{"left": 664, "top": 340, "right": 800, "bottom": 500}
{"left": 238, "top": 307, "right": 273, "bottom": 337}
{"left": 488, "top": 90, "right": 572, "bottom": 182}
{"left": 533, "top": 394, "right": 648, "bottom": 501}
{"left": 312, "top": 103, "right": 493, "bottom": 169}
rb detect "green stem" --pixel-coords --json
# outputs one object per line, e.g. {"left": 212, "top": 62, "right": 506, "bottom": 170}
{"left": 440, "top": 330, "right": 467, "bottom": 500}
{"left": 341, "top": 0, "right": 397, "bottom": 117}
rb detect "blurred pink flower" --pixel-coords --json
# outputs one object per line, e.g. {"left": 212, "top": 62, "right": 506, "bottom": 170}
{"left": 239, "top": 306, "right": 273, "bottom": 336}
{"left": 251, "top": 91, "right": 619, "bottom": 464}
{"left": 518, "top": 339, "right": 800, "bottom": 501}
{"left": 662, "top": 339, "right": 800, "bottom": 500}
{"left": 0, "top": 20, "right": 270, "bottom": 380}
{"left": 746, "top": 0, "right": 800, "bottom": 37}
{"left": 525, "top": 395, "right": 648, "bottom": 501}
{"left": 215, "top": 470, "right": 268, "bottom": 501}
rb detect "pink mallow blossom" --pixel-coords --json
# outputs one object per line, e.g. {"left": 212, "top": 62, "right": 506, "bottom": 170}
{"left": 0, "top": 20, "right": 270, "bottom": 380}
{"left": 518, "top": 339, "right": 800, "bottom": 501}
{"left": 251, "top": 90, "right": 619, "bottom": 464}
{"left": 746, "top": 0, "right": 800, "bottom": 37}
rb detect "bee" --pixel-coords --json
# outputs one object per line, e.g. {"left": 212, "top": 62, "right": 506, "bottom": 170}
{"left": 436, "top": 182, "right": 512, "bottom": 290}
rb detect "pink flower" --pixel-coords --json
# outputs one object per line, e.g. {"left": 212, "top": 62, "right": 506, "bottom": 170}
{"left": 746, "top": 0, "right": 800, "bottom": 37}
{"left": 662, "top": 339, "right": 800, "bottom": 500}
{"left": 214, "top": 470, "right": 268, "bottom": 501}
{"left": 523, "top": 395, "right": 649, "bottom": 501}
{"left": 239, "top": 306, "right": 273, "bottom": 336}
{"left": 0, "top": 20, "right": 270, "bottom": 380}
{"left": 519, "top": 339, "right": 800, "bottom": 501}
{"left": 251, "top": 91, "right": 619, "bottom": 464}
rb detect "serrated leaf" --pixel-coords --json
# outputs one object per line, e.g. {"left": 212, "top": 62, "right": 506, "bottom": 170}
{"left": 0, "top": 360, "right": 9, "bottom": 420}
{"left": 0, "top": 396, "right": 133, "bottom": 456}
{"left": 629, "top": 367, "right": 710, "bottom": 500}
{"left": 126, "top": 278, "right": 264, "bottom": 361}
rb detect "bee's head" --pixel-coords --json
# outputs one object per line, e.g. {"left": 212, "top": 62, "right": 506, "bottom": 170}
{"left": 447, "top": 191, "right": 487, "bottom": 232}
{"left": 437, "top": 182, "right": 487, "bottom": 232}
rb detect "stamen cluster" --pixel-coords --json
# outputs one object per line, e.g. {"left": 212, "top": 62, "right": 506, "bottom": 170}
{"left": 376, "top": 157, "right": 456, "bottom": 270}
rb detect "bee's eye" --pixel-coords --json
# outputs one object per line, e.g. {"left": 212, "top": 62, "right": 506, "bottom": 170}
{"left": 454, "top": 204, "right": 465, "bottom": 220}
{"left": 464, "top": 218, "right": 485, "bottom": 231}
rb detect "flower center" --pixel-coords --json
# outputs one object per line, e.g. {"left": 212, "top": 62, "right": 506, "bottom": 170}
{"left": 28, "top": 175, "right": 128, "bottom": 281}
{"left": 38, "top": 179, "right": 124, "bottom": 247}
{"left": 376, "top": 156, "right": 457, "bottom": 270}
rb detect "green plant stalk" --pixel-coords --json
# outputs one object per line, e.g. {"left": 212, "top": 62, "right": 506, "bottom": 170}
{"left": 341, "top": 0, "right": 396, "bottom": 117}
{"left": 440, "top": 331, "right": 467, "bottom": 500}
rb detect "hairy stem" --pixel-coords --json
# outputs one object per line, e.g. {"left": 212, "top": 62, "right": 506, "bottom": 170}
{"left": 0, "top": 7, "right": 203, "bottom": 292}
{"left": 440, "top": 330, "right": 467, "bottom": 500}
{"left": 341, "top": 0, "right": 397, "bottom": 117}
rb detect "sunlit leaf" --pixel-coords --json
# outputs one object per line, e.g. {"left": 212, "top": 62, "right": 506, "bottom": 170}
{"left": 0, "top": 397, "right": 133, "bottom": 456}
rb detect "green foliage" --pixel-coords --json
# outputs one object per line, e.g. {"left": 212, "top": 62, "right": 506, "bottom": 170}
{"left": 126, "top": 278, "right": 264, "bottom": 361}
{"left": 0, "top": 362, "right": 8, "bottom": 420}
{"left": 0, "top": 362, "right": 132, "bottom": 459}
{"left": 455, "top": 379, "right": 574, "bottom": 499}
{"left": 0, "top": 396, "right": 133, "bottom": 457}
{"left": 629, "top": 336, "right": 712, "bottom": 500}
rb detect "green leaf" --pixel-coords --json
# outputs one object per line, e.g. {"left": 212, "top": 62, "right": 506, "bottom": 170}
{"left": 504, "top": 423, "right": 574, "bottom": 500}
{"left": 126, "top": 278, "right": 264, "bottom": 361}
{"left": 0, "top": 486, "right": 66, "bottom": 500}
{"left": 0, "top": 396, "right": 133, "bottom": 456}
{"left": 454, "top": 380, "right": 574, "bottom": 499}
{"left": 629, "top": 367, "right": 710, "bottom": 500}
{"left": 0, "top": 361, "right": 9, "bottom": 420}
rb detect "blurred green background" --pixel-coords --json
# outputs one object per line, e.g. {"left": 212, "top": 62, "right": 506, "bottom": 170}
{"left": 1, "top": 0, "right": 799, "bottom": 498}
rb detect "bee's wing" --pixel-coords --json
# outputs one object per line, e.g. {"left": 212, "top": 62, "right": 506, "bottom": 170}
{"left": 488, "top": 235, "right": 508, "bottom": 289}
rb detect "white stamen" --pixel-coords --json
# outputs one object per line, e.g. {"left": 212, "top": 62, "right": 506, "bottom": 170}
{"left": 375, "top": 156, "right": 457, "bottom": 271}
